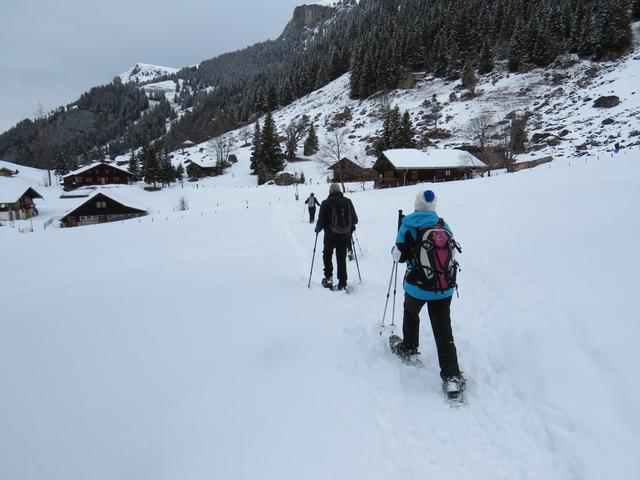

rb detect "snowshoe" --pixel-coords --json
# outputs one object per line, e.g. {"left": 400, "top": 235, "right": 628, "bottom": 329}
{"left": 389, "top": 335, "right": 422, "bottom": 367}
{"left": 321, "top": 277, "right": 334, "bottom": 290}
{"left": 443, "top": 375, "right": 466, "bottom": 406}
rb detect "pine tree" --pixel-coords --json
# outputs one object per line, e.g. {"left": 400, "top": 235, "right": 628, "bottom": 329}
{"left": 128, "top": 150, "right": 140, "bottom": 180}
{"left": 397, "top": 111, "right": 417, "bottom": 149}
{"left": 158, "top": 149, "right": 175, "bottom": 186}
{"left": 249, "top": 121, "right": 262, "bottom": 175}
{"left": 141, "top": 138, "right": 160, "bottom": 188}
{"left": 592, "top": 0, "right": 632, "bottom": 60}
{"left": 478, "top": 39, "right": 494, "bottom": 74}
{"left": 175, "top": 163, "right": 185, "bottom": 181}
{"left": 54, "top": 151, "right": 68, "bottom": 178}
{"left": 377, "top": 106, "right": 402, "bottom": 154}
{"left": 508, "top": 27, "right": 525, "bottom": 72}
{"left": 531, "top": 24, "right": 556, "bottom": 67}
{"left": 304, "top": 123, "right": 319, "bottom": 156}
{"left": 259, "top": 112, "right": 284, "bottom": 175}
{"left": 461, "top": 62, "right": 477, "bottom": 94}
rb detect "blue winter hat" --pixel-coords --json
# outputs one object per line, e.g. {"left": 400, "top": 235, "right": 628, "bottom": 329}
{"left": 415, "top": 190, "right": 438, "bottom": 212}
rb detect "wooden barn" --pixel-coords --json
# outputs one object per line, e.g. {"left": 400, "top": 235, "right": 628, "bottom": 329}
{"left": 63, "top": 162, "right": 133, "bottom": 190}
{"left": 0, "top": 186, "right": 43, "bottom": 221}
{"left": 328, "top": 158, "right": 376, "bottom": 183}
{"left": 59, "top": 192, "right": 147, "bottom": 228}
{"left": 185, "top": 159, "right": 218, "bottom": 179}
{"left": 372, "top": 149, "right": 487, "bottom": 188}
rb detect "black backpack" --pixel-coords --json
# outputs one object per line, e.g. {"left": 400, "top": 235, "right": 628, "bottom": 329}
{"left": 329, "top": 203, "right": 352, "bottom": 235}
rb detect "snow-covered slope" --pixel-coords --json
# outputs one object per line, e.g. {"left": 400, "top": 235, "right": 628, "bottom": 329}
{"left": 119, "top": 62, "right": 178, "bottom": 84}
{"left": 1, "top": 147, "right": 638, "bottom": 479}
{"left": 186, "top": 21, "right": 640, "bottom": 173}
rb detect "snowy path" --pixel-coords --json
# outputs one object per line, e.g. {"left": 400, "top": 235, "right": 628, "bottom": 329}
{"left": 1, "top": 155, "right": 639, "bottom": 479}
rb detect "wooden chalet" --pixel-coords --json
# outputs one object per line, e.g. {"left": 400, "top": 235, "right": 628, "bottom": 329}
{"left": 186, "top": 159, "right": 218, "bottom": 179}
{"left": 0, "top": 167, "right": 17, "bottom": 177}
{"left": 372, "top": 149, "right": 487, "bottom": 188}
{"left": 63, "top": 162, "right": 133, "bottom": 190}
{"left": 328, "top": 158, "right": 376, "bottom": 183}
{"left": 0, "top": 186, "right": 43, "bottom": 221}
{"left": 59, "top": 192, "right": 147, "bottom": 228}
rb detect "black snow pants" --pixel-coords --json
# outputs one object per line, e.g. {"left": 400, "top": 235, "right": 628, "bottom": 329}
{"left": 403, "top": 294, "right": 461, "bottom": 380}
{"left": 322, "top": 233, "right": 349, "bottom": 283}
{"left": 308, "top": 207, "right": 317, "bottom": 223}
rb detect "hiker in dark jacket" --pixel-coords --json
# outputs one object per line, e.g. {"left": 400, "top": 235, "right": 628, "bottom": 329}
{"left": 305, "top": 193, "right": 321, "bottom": 223}
{"left": 315, "top": 183, "right": 358, "bottom": 290}
{"left": 391, "top": 189, "right": 463, "bottom": 390}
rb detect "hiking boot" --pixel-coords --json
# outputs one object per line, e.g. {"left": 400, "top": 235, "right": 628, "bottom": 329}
{"left": 348, "top": 252, "right": 354, "bottom": 261}
{"left": 321, "top": 277, "right": 334, "bottom": 288}
{"left": 337, "top": 281, "right": 347, "bottom": 290}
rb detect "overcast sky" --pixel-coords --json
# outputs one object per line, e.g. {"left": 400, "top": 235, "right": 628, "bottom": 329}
{"left": 0, "top": 0, "right": 309, "bottom": 132}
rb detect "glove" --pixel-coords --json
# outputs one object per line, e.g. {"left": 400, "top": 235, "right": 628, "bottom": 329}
{"left": 315, "top": 228, "right": 321, "bottom": 235}
{"left": 351, "top": 225, "right": 356, "bottom": 233}
{"left": 391, "top": 246, "right": 402, "bottom": 263}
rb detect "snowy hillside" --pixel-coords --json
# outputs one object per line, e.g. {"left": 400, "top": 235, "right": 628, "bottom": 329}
{"left": 119, "top": 62, "right": 178, "bottom": 84}
{"left": 1, "top": 145, "right": 639, "bottom": 479}
{"left": 174, "top": 21, "right": 640, "bottom": 172}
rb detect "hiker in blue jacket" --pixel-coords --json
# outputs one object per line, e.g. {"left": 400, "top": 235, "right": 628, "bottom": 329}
{"left": 391, "top": 189, "right": 463, "bottom": 388}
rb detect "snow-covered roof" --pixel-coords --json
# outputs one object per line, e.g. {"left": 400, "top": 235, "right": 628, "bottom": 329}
{"left": 63, "top": 162, "right": 131, "bottom": 179}
{"left": 0, "top": 184, "right": 43, "bottom": 204}
{"left": 186, "top": 158, "right": 217, "bottom": 168}
{"left": 59, "top": 190, "right": 147, "bottom": 220}
{"left": 382, "top": 149, "right": 486, "bottom": 169}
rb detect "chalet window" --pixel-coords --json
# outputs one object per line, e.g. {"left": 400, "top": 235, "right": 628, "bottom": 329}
{"left": 446, "top": 170, "right": 451, "bottom": 177}
{"left": 411, "top": 171, "right": 418, "bottom": 180}
{"left": 79, "top": 215, "right": 98, "bottom": 222}
{"left": 96, "top": 201, "right": 107, "bottom": 208}
{"left": 77, "top": 177, "right": 83, "bottom": 183}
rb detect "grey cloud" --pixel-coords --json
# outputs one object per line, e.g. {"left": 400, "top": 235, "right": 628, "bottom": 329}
{"left": 0, "top": 0, "right": 305, "bottom": 132}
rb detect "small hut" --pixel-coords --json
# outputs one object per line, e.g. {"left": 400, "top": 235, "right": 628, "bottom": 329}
{"left": 0, "top": 186, "right": 43, "bottom": 221}
{"left": 372, "top": 148, "right": 486, "bottom": 188}
{"left": 185, "top": 159, "right": 218, "bottom": 179}
{"left": 59, "top": 192, "right": 147, "bottom": 228}
{"left": 328, "top": 158, "right": 376, "bottom": 183}
{"left": 63, "top": 162, "right": 133, "bottom": 190}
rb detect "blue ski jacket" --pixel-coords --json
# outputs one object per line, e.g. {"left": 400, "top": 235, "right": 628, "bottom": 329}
{"left": 395, "top": 210, "right": 454, "bottom": 301}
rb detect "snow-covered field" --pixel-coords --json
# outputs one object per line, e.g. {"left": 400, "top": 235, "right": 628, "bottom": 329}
{"left": 1, "top": 145, "right": 639, "bottom": 479}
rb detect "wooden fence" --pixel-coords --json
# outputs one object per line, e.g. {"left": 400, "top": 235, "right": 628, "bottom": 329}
{"left": 507, "top": 156, "right": 553, "bottom": 173}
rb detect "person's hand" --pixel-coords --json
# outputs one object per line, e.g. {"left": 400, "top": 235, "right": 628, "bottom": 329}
{"left": 391, "top": 246, "right": 402, "bottom": 263}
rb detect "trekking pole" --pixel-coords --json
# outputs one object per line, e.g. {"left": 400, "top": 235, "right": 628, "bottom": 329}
{"left": 380, "top": 261, "right": 397, "bottom": 334}
{"left": 352, "top": 237, "right": 362, "bottom": 283}
{"left": 380, "top": 210, "right": 404, "bottom": 334}
{"left": 391, "top": 261, "right": 399, "bottom": 329}
{"left": 353, "top": 232, "right": 364, "bottom": 256}
{"left": 307, "top": 233, "right": 319, "bottom": 288}
{"left": 390, "top": 210, "right": 405, "bottom": 330}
